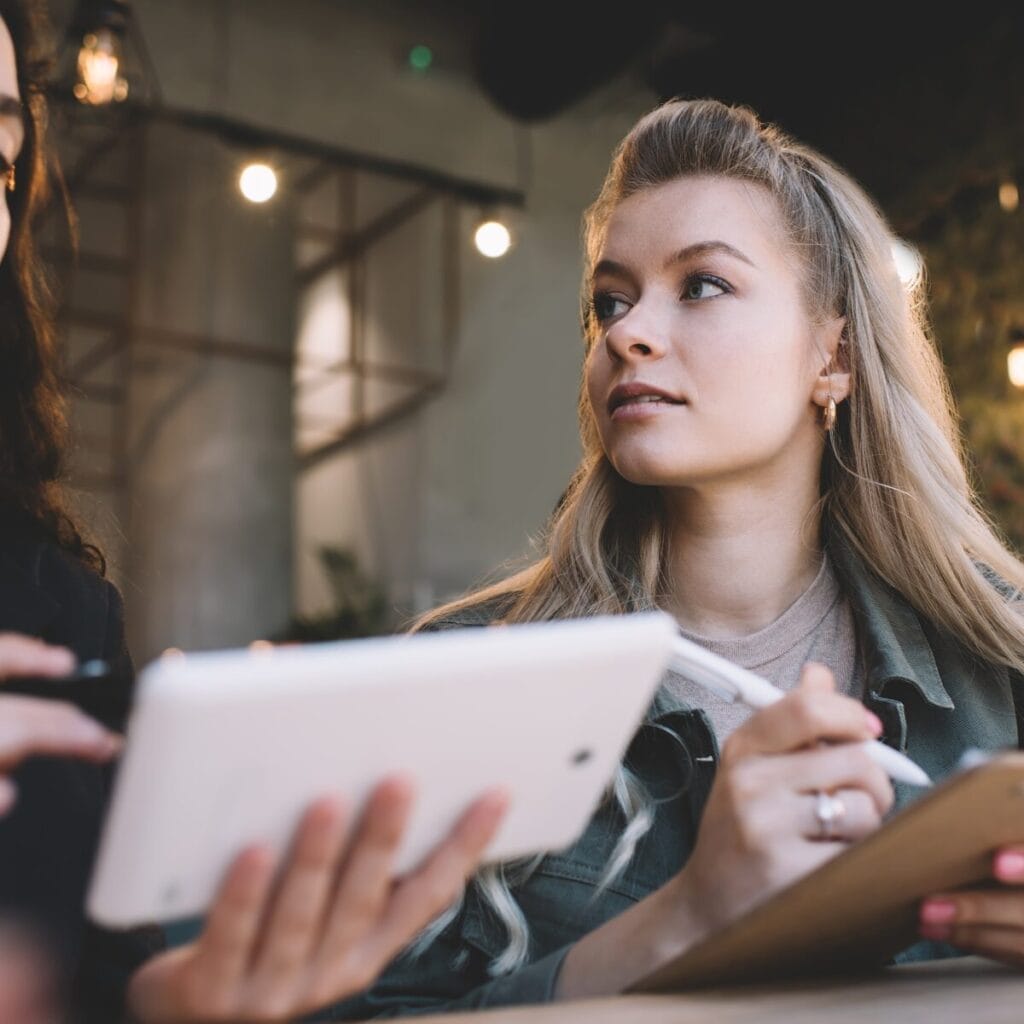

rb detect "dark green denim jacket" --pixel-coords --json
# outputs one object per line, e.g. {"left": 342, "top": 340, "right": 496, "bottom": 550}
{"left": 327, "top": 539, "right": 1024, "bottom": 1020}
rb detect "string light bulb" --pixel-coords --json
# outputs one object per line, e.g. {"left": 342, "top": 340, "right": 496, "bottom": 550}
{"left": 1009, "top": 329, "right": 1024, "bottom": 389}
{"left": 474, "top": 219, "right": 512, "bottom": 259}
{"left": 239, "top": 162, "right": 278, "bottom": 204}
{"left": 999, "top": 180, "right": 1019, "bottom": 214}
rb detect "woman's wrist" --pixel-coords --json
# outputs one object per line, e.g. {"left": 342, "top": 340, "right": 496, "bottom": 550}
{"left": 555, "top": 870, "right": 708, "bottom": 1000}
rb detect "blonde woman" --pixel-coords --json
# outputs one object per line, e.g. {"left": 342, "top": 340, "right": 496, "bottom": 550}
{"left": 331, "top": 97, "right": 1024, "bottom": 1019}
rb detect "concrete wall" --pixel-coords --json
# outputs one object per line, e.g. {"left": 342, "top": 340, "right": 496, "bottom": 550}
{"left": 125, "top": 122, "right": 296, "bottom": 659}
{"left": 54, "top": 0, "right": 657, "bottom": 646}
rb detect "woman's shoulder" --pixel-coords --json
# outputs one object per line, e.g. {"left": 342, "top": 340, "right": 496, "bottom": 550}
{"left": 418, "top": 595, "right": 520, "bottom": 633}
{"left": 0, "top": 515, "right": 123, "bottom": 660}
{"left": 1, "top": 524, "right": 111, "bottom": 604}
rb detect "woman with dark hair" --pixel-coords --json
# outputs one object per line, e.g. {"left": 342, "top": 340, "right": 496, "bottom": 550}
{"left": 0, "top": 7, "right": 509, "bottom": 1021}
{"left": 0, "top": 0, "right": 167, "bottom": 1018}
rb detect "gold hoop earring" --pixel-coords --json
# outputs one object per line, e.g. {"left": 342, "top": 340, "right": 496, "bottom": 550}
{"left": 822, "top": 395, "right": 837, "bottom": 432}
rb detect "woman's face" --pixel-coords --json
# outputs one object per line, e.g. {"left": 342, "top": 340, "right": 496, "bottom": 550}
{"left": 585, "top": 175, "right": 844, "bottom": 491}
{"left": 0, "top": 17, "right": 21, "bottom": 263}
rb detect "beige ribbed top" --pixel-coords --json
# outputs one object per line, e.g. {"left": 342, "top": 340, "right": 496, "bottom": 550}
{"left": 666, "top": 556, "right": 863, "bottom": 743}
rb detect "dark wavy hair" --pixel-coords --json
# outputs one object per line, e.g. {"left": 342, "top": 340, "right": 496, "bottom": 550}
{"left": 0, "top": 0, "right": 102, "bottom": 571}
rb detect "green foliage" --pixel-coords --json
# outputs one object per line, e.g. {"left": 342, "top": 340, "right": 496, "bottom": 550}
{"left": 276, "top": 546, "right": 390, "bottom": 642}
{"left": 959, "top": 396, "right": 1024, "bottom": 557}
{"left": 919, "top": 193, "right": 1024, "bottom": 553}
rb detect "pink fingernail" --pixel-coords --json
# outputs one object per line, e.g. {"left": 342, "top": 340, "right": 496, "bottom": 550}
{"left": 996, "top": 851, "right": 1024, "bottom": 879}
{"left": 920, "top": 900, "right": 957, "bottom": 925}
{"left": 920, "top": 923, "right": 952, "bottom": 941}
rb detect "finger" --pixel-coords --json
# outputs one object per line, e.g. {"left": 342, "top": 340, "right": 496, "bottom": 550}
{"left": 364, "top": 788, "right": 510, "bottom": 964}
{"left": 918, "top": 923, "right": 1024, "bottom": 966}
{"left": 188, "top": 846, "right": 277, "bottom": 1013}
{"left": 799, "top": 787, "right": 883, "bottom": 843}
{"left": 748, "top": 742, "right": 894, "bottom": 817}
{"left": 723, "top": 683, "right": 881, "bottom": 763}
{"left": 0, "top": 636, "right": 75, "bottom": 681}
{"left": 311, "top": 777, "right": 415, "bottom": 975}
{"left": 0, "top": 697, "right": 120, "bottom": 771}
{"left": 921, "top": 891, "right": 1024, "bottom": 932}
{"left": 244, "top": 798, "right": 350, "bottom": 1013}
{"left": 994, "top": 848, "right": 1024, "bottom": 885}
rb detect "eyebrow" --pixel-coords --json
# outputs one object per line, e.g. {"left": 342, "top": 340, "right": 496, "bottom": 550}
{"left": 593, "top": 240, "right": 756, "bottom": 280}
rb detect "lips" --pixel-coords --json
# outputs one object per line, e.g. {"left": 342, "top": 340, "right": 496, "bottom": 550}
{"left": 607, "top": 381, "right": 686, "bottom": 416}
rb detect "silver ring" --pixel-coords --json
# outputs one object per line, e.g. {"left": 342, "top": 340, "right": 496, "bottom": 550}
{"left": 813, "top": 790, "right": 846, "bottom": 840}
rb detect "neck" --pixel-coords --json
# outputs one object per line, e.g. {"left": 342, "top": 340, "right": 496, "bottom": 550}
{"left": 662, "top": 465, "right": 824, "bottom": 639}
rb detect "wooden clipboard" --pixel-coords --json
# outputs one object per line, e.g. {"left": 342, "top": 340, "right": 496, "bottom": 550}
{"left": 632, "top": 751, "right": 1024, "bottom": 993}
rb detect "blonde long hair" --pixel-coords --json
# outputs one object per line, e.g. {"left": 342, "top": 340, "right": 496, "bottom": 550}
{"left": 409, "top": 97, "right": 1024, "bottom": 974}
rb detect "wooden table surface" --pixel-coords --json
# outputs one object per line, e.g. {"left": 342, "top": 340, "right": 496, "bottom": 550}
{"left": 396, "top": 958, "right": 1024, "bottom": 1024}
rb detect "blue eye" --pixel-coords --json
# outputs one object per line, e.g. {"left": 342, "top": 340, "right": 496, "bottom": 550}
{"left": 591, "top": 292, "right": 630, "bottom": 323}
{"left": 682, "top": 274, "right": 729, "bottom": 301}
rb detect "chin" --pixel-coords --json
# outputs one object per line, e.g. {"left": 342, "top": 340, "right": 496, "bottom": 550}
{"left": 607, "top": 447, "right": 701, "bottom": 488}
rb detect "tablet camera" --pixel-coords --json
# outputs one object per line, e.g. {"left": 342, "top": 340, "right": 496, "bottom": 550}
{"left": 571, "top": 748, "right": 594, "bottom": 766}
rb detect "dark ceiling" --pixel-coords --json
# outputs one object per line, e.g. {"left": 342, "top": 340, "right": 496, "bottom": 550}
{"left": 423, "top": 3, "right": 1024, "bottom": 232}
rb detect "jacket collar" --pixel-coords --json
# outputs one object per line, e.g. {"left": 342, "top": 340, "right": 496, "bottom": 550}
{"left": 827, "top": 531, "right": 955, "bottom": 710}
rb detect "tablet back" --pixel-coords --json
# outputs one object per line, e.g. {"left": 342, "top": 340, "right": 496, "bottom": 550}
{"left": 88, "top": 611, "right": 677, "bottom": 927}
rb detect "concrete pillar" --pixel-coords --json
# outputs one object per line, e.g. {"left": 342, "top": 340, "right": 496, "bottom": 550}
{"left": 124, "top": 121, "right": 295, "bottom": 662}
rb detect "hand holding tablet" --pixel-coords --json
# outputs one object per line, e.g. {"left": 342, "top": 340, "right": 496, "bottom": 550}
{"left": 125, "top": 776, "right": 509, "bottom": 1023}
{"left": 89, "top": 611, "right": 680, "bottom": 927}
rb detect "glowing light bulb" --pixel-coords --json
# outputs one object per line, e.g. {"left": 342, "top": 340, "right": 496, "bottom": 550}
{"left": 474, "top": 220, "right": 511, "bottom": 258}
{"left": 239, "top": 163, "right": 278, "bottom": 204}
{"left": 75, "top": 28, "right": 126, "bottom": 106}
{"left": 999, "top": 181, "right": 1019, "bottom": 214}
{"left": 1009, "top": 346, "right": 1024, "bottom": 389}
{"left": 890, "top": 238, "right": 923, "bottom": 288}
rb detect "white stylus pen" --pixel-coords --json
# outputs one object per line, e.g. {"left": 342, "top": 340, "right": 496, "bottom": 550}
{"left": 669, "top": 633, "right": 932, "bottom": 787}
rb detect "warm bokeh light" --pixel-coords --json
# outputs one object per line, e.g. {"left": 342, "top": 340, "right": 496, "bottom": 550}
{"left": 239, "top": 163, "right": 278, "bottom": 203}
{"left": 890, "top": 238, "right": 923, "bottom": 287}
{"left": 1008, "top": 346, "right": 1024, "bottom": 388}
{"left": 75, "top": 28, "right": 126, "bottom": 105}
{"left": 999, "top": 180, "right": 1020, "bottom": 213}
{"left": 474, "top": 220, "right": 512, "bottom": 258}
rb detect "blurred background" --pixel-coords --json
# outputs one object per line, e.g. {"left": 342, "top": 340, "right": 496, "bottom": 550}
{"left": 40, "top": 1, "right": 1024, "bottom": 664}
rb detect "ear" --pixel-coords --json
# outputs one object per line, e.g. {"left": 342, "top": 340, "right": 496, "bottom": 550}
{"left": 811, "top": 316, "right": 850, "bottom": 408}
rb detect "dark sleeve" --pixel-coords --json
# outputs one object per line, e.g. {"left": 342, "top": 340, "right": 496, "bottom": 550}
{"left": 324, "top": 911, "right": 573, "bottom": 1021}
{"left": 70, "top": 575, "right": 167, "bottom": 1024}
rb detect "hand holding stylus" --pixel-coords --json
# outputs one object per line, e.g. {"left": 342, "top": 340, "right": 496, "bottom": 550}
{"left": 669, "top": 633, "right": 931, "bottom": 786}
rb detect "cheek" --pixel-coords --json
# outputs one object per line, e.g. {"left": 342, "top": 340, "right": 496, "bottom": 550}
{"left": 583, "top": 350, "right": 607, "bottom": 416}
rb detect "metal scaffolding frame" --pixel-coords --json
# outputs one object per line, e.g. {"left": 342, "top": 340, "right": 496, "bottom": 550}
{"left": 45, "top": 97, "right": 524, "bottom": 516}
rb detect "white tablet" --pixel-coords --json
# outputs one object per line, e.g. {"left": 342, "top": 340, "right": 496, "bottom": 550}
{"left": 87, "top": 610, "right": 678, "bottom": 927}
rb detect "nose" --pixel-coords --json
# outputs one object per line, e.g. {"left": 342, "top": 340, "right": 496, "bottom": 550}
{"left": 604, "top": 303, "right": 669, "bottom": 363}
